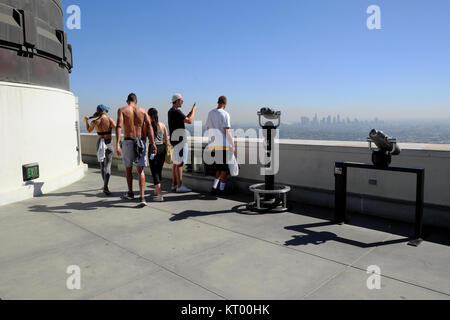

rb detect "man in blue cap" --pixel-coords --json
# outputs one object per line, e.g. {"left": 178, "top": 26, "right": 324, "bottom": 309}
{"left": 83, "top": 104, "right": 116, "bottom": 195}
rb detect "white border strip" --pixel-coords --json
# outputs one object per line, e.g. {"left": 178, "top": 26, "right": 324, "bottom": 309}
{"left": 0, "top": 81, "right": 75, "bottom": 96}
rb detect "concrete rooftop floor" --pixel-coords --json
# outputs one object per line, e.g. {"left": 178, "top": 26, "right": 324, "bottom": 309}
{"left": 0, "top": 167, "right": 449, "bottom": 300}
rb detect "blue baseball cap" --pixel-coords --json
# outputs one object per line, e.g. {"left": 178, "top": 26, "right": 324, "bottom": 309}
{"left": 97, "top": 104, "right": 110, "bottom": 113}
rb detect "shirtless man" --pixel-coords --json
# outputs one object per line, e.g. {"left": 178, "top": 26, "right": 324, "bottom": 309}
{"left": 116, "top": 93, "right": 156, "bottom": 207}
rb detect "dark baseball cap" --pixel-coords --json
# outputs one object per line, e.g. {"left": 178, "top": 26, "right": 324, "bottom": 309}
{"left": 97, "top": 104, "right": 110, "bottom": 113}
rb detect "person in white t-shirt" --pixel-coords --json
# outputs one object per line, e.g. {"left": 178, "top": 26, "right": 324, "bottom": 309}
{"left": 206, "top": 96, "right": 235, "bottom": 193}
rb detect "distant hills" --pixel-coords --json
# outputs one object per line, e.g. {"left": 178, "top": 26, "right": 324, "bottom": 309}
{"left": 80, "top": 118, "right": 450, "bottom": 144}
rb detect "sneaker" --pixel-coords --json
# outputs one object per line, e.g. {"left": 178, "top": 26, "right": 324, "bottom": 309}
{"left": 153, "top": 195, "right": 164, "bottom": 202}
{"left": 121, "top": 192, "right": 135, "bottom": 200}
{"left": 103, "top": 186, "right": 112, "bottom": 196}
{"left": 176, "top": 185, "right": 192, "bottom": 193}
{"left": 171, "top": 185, "right": 177, "bottom": 192}
{"left": 137, "top": 198, "right": 148, "bottom": 208}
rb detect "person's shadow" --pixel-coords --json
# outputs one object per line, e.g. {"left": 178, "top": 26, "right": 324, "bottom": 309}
{"left": 170, "top": 205, "right": 243, "bottom": 221}
{"left": 28, "top": 194, "right": 146, "bottom": 214}
{"left": 163, "top": 193, "right": 217, "bottom": 203}
{"left": 285, "top": 231, "right": 339, "bottom": 246}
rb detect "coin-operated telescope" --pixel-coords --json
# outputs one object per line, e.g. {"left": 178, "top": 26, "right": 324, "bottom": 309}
{"left": 247, "top": 108, "right": 291, "bottom": 213}
{"left": 258, "top": 108, "right": 281, "bottom": 129}
{"left": 367, "top": 129, "right": 401, "bottom": 167}
{"left": 259, "top": 108, "right": 281, "bottom": 191}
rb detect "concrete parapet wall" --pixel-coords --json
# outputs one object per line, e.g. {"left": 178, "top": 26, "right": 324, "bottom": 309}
{"left": 80, "top": 134, "right": 450, "bottom": 229}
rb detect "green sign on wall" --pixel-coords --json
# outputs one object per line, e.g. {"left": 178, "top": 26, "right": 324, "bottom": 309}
{"left": 23, "top": 163, "right": 39, "bottom": 182}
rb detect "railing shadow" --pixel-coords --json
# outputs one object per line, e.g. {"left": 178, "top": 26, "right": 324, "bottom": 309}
{"left": 287, "top": 203, "right": 450, "bottom": 247}
{"left": 287, "top": 204, "right": 425, "bottom": 243}
{"left": 170, "top": 205, "right": 244, "bottom": 221}
{"left": 284, "top": 222, "right": 410, "bottom": 248}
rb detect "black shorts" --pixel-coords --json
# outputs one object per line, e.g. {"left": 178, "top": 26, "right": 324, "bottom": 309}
{"left": 211, "top": 149, "right": 231, "bottom": 173}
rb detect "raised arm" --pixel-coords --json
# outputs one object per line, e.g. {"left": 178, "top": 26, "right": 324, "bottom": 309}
{"left": 184, "top": 103, "right": 197, "bottom": 124}
{"left": 84, "top": 117, "right": 95, "bottom": 133}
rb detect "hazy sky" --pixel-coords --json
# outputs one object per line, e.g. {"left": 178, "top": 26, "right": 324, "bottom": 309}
{"left": 63, "top": 0, "right": 450, "bottom": 124}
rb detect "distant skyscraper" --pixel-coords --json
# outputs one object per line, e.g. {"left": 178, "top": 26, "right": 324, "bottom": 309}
{"left": 313, "top": 114, "right": 319, "bottom": 126}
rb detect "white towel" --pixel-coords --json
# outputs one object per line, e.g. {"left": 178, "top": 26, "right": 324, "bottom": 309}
{"left": 97, "top": 139, "right": 107, "bottom": 162}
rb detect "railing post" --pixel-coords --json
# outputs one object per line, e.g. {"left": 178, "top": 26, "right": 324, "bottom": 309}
{"left": 409, "top": 169, "right": 425, "bottom": 246}
{"left": 334, "top": 162, "right": 347, "bottom": 224}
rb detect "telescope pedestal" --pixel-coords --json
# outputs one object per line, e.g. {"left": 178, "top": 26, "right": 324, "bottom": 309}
{"left": 372, "top": 151, "right": 392, "bottom": 167}
{"left": 247, "top": 108, "right": 291, "bottom": 213}
{"left": 247, "top": 184, "right": 291, "bottom": 213}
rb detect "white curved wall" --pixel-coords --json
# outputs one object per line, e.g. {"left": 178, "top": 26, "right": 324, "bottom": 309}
{"left": 0, "top": 81, "right": 87, "bottom": 206}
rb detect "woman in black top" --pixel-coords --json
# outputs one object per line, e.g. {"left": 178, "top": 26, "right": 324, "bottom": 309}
{"left": 148, "top": 108, "right": 169, "bottom": 202}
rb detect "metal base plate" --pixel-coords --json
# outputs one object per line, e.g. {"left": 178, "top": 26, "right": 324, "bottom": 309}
{"left": 334, "top": 220, "right": 349, "bottom": 225}
{"left": 248, "top": 183, "right": 291, "bottom": 214}
{"left": 246, "top": 202, "right": 289, "bottom": 214}
{"left": 407, "top": 238, "right": 423, "bottom": 247}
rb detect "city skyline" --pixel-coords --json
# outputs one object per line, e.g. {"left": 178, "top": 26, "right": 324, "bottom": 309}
{"left": 299, "top": 114, "right": 384, "bottom": 126}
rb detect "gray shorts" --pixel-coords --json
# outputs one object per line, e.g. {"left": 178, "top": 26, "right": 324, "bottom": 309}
{"left": 122, "top": 139, "right": 147, "bottom": 168}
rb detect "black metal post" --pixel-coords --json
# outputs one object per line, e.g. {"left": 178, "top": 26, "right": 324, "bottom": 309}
{"left": 409, "top": 170, "right": 425, "bottom": 246}
{"left": 264, "top": 127, "right": 275, "bottom": 191}
{"left": 263, "top": 127, "right": 276, "bottom": 203}
{"left": 334, "top": 162, "right": 347, "bottom": 224}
